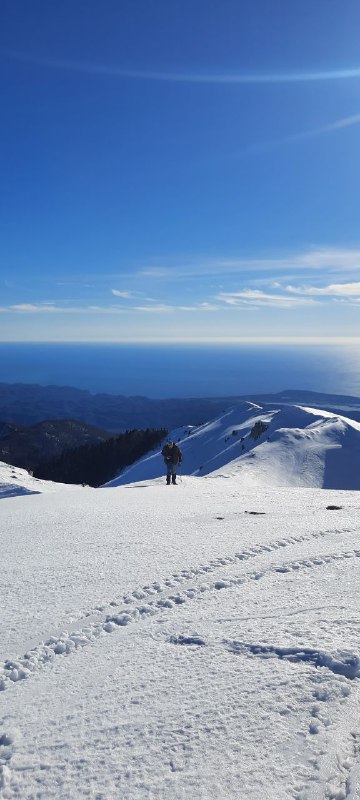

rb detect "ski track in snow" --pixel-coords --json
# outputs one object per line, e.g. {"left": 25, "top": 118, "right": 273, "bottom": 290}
{"left": 326, "top": 732, "right": 360, "bottom": 800}
{"left": 1, "top": 523, "right": 360, "bottom": 798}
{"left": 65, "top": 522, "right": 358, "bottom": 626}
{"left": 2, "top": 546, "right": 360, "bottom": 800}
{"left": 1, "top": 523, "right": 359, "bottom": 695}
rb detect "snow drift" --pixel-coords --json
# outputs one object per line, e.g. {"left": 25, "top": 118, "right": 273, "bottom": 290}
{"left": 0, "top": 460, "right": 81, "bottom": 499}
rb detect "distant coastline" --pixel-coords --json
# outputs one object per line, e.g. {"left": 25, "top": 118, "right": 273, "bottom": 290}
{"left": 0, "top": 342, "right": 359, "bottom": 398}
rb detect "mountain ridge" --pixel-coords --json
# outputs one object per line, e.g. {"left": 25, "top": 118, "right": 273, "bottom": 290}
{"left": 105, "top": 401, "right": 360, "bottom": 491}
{"left": 1, "top": 382, "right": 360, "bottom": 430}
{"left": 0, "top": 419, "right": 113, "bottom": 471}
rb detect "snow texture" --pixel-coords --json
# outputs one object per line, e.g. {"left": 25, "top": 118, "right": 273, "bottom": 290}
{"left": 1, "top": 400, "right": 360, "bottom": 799}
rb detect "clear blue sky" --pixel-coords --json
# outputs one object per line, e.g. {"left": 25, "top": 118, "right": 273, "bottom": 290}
{"left": 1, "top": 0, "right": 360, "bottom": 342}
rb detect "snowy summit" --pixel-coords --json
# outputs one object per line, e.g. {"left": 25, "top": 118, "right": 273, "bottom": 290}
{"left": 105, "top": 402, "right": 360, "bottom": 491}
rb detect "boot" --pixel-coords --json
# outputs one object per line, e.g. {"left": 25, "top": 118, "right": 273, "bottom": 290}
{"left": 166, "top": 475, "right": 171, "bottom": 485}
{"left": 172, "top": 474, "right": 177, "bottom": 485}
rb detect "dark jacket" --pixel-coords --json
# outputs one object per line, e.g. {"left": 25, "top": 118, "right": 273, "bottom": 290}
{"left": 161, "top": 443, "right": 182, "bottom": 465}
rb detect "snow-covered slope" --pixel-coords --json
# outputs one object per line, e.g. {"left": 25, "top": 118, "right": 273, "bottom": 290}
{"left": 0, "top": 460, "right": 81, "bottom": 499}
{"left": 104, "top": 402, "right": 360, "bottom": 490}
{"left": 1, "top": 479, "right": 360, "bottom": 799}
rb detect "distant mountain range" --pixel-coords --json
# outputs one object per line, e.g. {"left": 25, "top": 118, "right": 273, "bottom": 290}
{"left": 1, "top": 383, "right": 360, "bottom": 431}
{"left": 2, "top": 392, "right": 360, "bottom": 494}
{"left": 105, "top": 401, "right": 360, "bottom": 491}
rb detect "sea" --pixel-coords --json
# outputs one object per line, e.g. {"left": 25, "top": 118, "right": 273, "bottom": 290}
{"left": 0, "top": 343, "right": 359, "bottom": 399}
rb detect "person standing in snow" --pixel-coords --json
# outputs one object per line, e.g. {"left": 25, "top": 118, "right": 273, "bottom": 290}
{"left": 161, "top": 440, "right": 182, "bottom": 485}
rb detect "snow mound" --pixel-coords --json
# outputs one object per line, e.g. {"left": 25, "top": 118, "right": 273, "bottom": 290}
{"left": 0, "top": 460, "right": 81, "bottom": 499}
{"left": 104, "top": 402, "right": 360, "bottom": 490}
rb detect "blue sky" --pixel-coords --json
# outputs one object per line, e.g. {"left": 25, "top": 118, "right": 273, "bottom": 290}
{"left": 1, "top": 0, "right": 360, "bottom": 342}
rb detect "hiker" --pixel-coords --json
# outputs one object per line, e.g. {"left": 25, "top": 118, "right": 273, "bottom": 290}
{"left": 161, "top": 440, "right": 182, "bottom": 484}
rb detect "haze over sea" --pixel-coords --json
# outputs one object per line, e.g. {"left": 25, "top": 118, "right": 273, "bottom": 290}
{"left": 1, "top": 343, "right": 359, "bottom": 399}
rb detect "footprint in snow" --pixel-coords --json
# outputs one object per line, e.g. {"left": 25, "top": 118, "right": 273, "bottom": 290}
{"left": 168, "top": 635, "right": 206, "bottom": 647}
{"left": 0, "top": 731, "right": 14, "bottom": 791}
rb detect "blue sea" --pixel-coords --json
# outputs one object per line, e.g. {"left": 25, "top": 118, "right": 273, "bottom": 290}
{"left": 0, "top": 343, "right": 359, "bottom": 399}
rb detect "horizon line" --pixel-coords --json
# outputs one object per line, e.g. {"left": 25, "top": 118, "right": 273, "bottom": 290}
{"left": 1, "top": 337, "right": 360, "bottom": 346}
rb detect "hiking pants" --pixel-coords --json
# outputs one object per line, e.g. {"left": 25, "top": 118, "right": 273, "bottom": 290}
{"left": 166, "top": 463, "right": 177, "bottom": 477}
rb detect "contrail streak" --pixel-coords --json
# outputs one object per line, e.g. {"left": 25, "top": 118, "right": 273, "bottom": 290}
{"left": 2, "top": 49, "right": 360, "bottom": 84}
{"left": 246, "top": 114, "right": 360, "bottom": 153}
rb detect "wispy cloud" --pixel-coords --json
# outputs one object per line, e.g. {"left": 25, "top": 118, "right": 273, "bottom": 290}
{"left": 111, "top": 289, "right": 164, "bottom": 303}
{"left": 10, "top": 304, "right": 60, "bottom": 313}
{"left": 4, "top": 301, "right": 219, "bottom": 315}
{"left": 131, "top": 302, "right": 219, "bottom": 313}
{"left": 111, "top": 289, "right": 137, "bottom": 298}
{"left": 139, "top": 248, "right": 360, "bottom": 280}
{"left": 243, "top": 114, "right": 360, "bottom": 154}
{"left": 7, "top": 304, "right": 129, "bottom": 314}
{"left": 132, "top": 304, "right": 175, "bottom": 313}
{"left": 214, "top": 280, "right": 360, "bottom": 309}
{"left": 216, "top": 290, "right": 320, "bottom": 309}
{"left": 3, "top": 50, "right": 360, "bottom": 84}
{"left": 286, "top": 281, "right": 360, "bottom": 296}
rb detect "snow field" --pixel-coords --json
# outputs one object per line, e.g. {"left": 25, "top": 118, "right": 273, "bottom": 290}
{"left": 0, "top": 479, "right": 358, "bottom": 659}
{"left": 1, "top": 478, "right": 360, "bottom": 798}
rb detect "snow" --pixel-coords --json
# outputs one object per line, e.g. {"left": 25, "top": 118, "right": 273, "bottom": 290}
{"left": 1, "top": 474, "right": 360, "bottom": 799}
{"left": 104, "top": 402, "right": 360, "bottom": 490}
{"left": 1, "top": 400, "right": 360, "bottom": 798}
{"left": 0, "top": 461, "right": 80, "bottom": 499}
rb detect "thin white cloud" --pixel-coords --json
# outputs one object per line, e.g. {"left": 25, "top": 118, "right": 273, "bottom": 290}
{"left": 56, "top": 281, "right": 96, "bottom": 288}
{"left": 88, "top": 305, "right": 128, "bottom": 313}
{"left": 177, "top": 302, "right": 219, "bottom": 312}
{"left": 132, "top": 304, "right": 175, "bottom": 313}
{"left": 141, "top": 268, "right": 171, "bottom": 278}
{"left": 130, "top": 302, "right": 218, "bottom": 313}
{"left": 111, "top": 289, "right": 137, "bottom": 298}
{"left": 198, "top": 302, "right": 219, "bottom": 311}
{"left": 10, "top": 304, "right": 59, "bottom": 313}
{"left": 245, "top": 114, "right": 360, "bottom": 154}
{"left": 111, "top": 289, "right": 162, "bottom": 302}
{"left": 3, "top": 50, "right": 360, "bottom": 84}
{"left": 6, "top": 304, "right": 130, "bottom": 314}
{"left": 4, "top": 301, "right": 218, "bottom": 315}
{"left": 286, "top": 281, "right": 360, "bottom": 296}
{"left": 216, "top": 290, "right": 320, "bottom": 309}
{"left": 139, "top": 248, "right": 360, "bottom": 280}
{"left": 28, "top": 247, "right": 360, "bottom": 288}
{"left": 144, "top": 297, "right": 160, "bottom": 302}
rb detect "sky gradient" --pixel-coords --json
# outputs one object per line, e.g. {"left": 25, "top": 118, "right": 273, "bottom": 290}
{"left": 1, "top": 0, "right": 360, "bottom": 342}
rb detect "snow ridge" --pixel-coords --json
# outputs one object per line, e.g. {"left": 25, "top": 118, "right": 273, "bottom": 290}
{"left": 104, "top": 401, "right": 360, "bottom": 490}
{"left": 0, "top": 460, "right": 80, "bottom": 499}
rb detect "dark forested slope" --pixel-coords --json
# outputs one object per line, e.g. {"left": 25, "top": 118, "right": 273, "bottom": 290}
{"left": 34, "top": 428, "right": 168, "bottom": 487}
{"left": 0, "top": 419, "right": 113, "bottom": 471}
